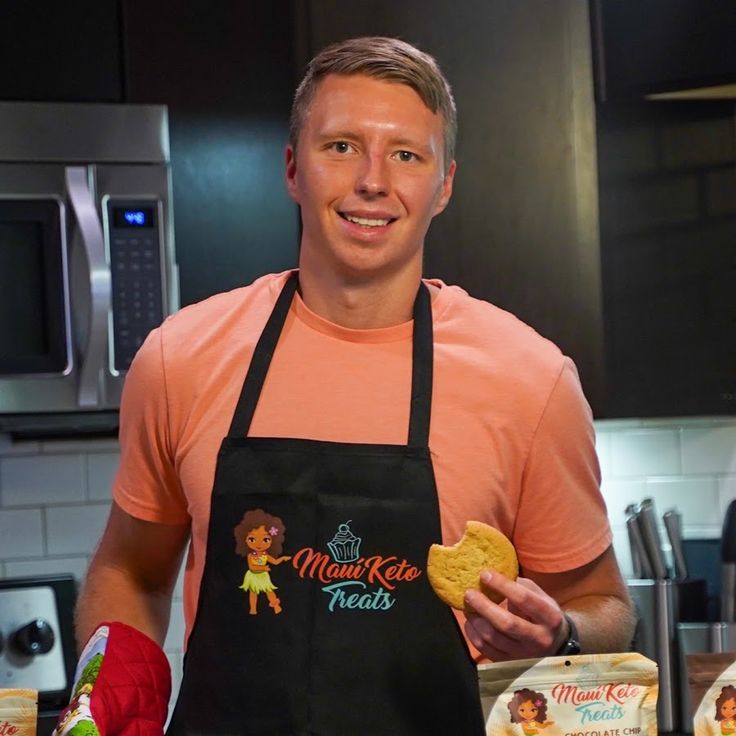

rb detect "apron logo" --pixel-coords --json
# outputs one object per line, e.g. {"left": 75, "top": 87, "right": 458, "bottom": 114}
{"left": 292, "top": 520, "right": 423, "bottom": 613}
{"left": 234, "top": 509, "right": 292, "bottom": 615}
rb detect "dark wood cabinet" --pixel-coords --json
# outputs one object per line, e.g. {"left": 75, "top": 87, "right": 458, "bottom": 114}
{"left": 596, "top": 100, "right": 736, "bottom": 416}
{"left": 0, "top": 0, "right": 123, "bottom": 102}
{"left": 121, "top": 1, "right": 299, "bottom": 307}
{"left": 591, "top": 0, "right": 736, "bottom": 102}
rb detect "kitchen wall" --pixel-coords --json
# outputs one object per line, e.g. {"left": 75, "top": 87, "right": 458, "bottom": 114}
{"left": 1, "top": 416, "right": 734, "bottom": 704}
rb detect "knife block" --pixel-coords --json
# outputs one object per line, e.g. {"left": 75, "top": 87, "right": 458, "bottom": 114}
{"left": 627, "top": 578, "right": 707, "bottom": 733}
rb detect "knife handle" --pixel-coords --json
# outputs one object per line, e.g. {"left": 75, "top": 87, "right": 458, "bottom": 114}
{"left": 637, "top": 500, "right": 669, "bottom": 580}
{"left": 663, "top": 510, "right": 688, "bottom": 580}
{"left": 627, "top": 514, "right": 654, "bottom": 579}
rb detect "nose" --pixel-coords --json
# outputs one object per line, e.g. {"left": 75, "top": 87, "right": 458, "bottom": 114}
{"left": 355, "top": 153, "right": 390, "bottom": 197}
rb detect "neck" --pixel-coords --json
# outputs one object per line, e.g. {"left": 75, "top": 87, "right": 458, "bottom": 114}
{"left": 297, "top": 260, "right": 431, "bottom": 329}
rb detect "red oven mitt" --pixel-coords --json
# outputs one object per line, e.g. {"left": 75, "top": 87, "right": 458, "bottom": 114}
{"left": 52, "top": 621, "right": 171, "bottom": 736}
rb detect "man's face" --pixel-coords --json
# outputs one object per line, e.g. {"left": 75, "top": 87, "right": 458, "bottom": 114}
{"left": 286, "top": 74, "right": 455, "bottom": 283}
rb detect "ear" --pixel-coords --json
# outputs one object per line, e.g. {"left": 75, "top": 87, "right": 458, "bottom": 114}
{"left": 285, "top": 144, "right": 300, "bottom": 203}
{"left": 433, "top": 159, "right": 456, "bottom": 216}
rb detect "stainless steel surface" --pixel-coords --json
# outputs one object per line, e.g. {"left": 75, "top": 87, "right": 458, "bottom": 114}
{"left": 0, "top": 102, "right": 169, "bottom": 163}
{"left": 664, "top": 509, "right": 688, "bottom": 580}
{"left": 0, "top": 587, "right": 66, "bottom": 692}
{"left": 638, "top": 498, "right": 669, "bottom": 580}
{"left": 66, "top": 166, "right": 110, "bottom": 407}
{"left": 628, "top": 579, "right": 680, "bottom": 731}
{"left": 0, "top": 104, "right": 177, "bottom": 424}
{"left": 0, "top": 576, "right": 76, "bottom": 713}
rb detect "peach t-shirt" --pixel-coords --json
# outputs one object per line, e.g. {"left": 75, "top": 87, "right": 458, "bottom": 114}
{"left": 113, "top": 270, "right": 611, "bottom": 655}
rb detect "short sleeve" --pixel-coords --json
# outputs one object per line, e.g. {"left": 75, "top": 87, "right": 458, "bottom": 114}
{"left": 513, "top": 358, "right": 612, "bottom": 573}
{"left": 112, "top": 326, "right": 189, "bottom": 524}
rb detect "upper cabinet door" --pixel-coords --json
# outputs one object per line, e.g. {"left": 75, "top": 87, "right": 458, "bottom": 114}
{"left": 591, "top": 0, "right": 736, "bottom": 102}
{"left": 0, "top": 0, "right": 123, "bottom": 102}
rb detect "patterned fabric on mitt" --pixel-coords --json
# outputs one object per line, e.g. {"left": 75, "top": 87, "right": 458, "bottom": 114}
{"left": 53, "top": 622, "right": 171, "bottom": 736}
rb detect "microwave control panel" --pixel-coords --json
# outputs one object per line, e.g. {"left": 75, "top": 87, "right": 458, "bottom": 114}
{"left": 106, "top": 200, "right": 165, "bottom": 373}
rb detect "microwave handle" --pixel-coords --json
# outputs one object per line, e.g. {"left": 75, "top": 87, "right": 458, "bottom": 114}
{"left": 65, "top": 166, "right": 111, "bottom": 407}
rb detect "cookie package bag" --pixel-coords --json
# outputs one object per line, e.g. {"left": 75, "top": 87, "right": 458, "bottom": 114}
{"left": 479, "top": 652, "right": 658, "bottom": 736}
{"left": 685, "top": 652, "right": 736, "bottom": 735}
{"left": 0, "top": 688, "right": 38, "bottom": 736}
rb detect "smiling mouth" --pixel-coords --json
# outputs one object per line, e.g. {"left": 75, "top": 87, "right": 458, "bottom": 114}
{"left": 339, "top": 212, "right": 395, "bottom": 227}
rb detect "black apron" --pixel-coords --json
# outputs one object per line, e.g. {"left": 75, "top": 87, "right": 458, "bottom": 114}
{"left": 167, "top": 273, "right": 485, "bottom": 735}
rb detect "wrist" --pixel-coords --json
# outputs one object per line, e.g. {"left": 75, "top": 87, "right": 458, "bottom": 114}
{"left": 553, "top": 612, "right": 581, "bottom": 656}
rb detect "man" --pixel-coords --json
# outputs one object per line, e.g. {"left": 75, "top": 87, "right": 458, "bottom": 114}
{"left": 77, "top": 37, "right": 634, "bottom": 734}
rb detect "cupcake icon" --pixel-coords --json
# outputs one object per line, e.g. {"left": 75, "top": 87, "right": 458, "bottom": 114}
{"left": 327, "top": 521, "right": 361, "bottom": 563}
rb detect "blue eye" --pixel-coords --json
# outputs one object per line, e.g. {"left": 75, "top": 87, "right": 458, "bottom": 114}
{"left": 396, "top": 150, "right": 417, "bottom": 162}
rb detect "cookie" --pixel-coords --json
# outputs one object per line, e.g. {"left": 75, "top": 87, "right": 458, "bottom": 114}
{"left": 426, "top": 521, "right": 519, "bottom": 610}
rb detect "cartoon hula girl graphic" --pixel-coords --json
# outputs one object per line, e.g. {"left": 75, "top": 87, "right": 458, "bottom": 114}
{"left": 508, "top": 689, "right": 554, "bottom": 736}
{"left": 234, "top": 509, "right": 291, "bottom": 615}
{"left": 715, "top": 685, "right": 736, "bottom": 735}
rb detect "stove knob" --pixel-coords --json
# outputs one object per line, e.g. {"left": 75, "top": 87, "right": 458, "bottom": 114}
{"left": 12, "top": 619, "right": 55, "bottom": 655}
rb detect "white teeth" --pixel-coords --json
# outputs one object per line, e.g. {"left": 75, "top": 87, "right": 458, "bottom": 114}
{"left": 345, "top": 214, "right": 390, "bottom": 227}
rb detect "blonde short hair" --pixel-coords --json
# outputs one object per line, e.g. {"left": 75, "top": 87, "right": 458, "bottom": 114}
{"left": 290, "top": 36, "right": 457, "bottom": 172}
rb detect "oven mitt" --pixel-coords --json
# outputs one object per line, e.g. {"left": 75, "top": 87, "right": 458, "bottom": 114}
{"left": 52, "top": 621, "right": 171, "bottom": 736}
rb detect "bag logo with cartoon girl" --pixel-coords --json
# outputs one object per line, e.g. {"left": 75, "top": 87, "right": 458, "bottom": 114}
{"left": 508, "top": 689, "right": 554, "bottom": 736}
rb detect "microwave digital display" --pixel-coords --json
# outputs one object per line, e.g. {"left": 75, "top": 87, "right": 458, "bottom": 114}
{"left": 113, "top": 206, "right": 155, "bottom": 228}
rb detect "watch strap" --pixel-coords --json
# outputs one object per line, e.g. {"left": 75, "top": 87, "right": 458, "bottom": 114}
{"left": 554, "top": 612, "right": 582, "bottom": 656}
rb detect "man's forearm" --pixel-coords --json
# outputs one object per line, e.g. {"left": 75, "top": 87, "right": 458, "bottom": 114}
{"left": 565, "top": 592, "right": 636, "bottom": 654}
{"left": 75, "top": 559, "right": 174, "bottom": 652}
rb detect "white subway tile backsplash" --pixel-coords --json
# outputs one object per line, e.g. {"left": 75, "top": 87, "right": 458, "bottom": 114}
{"left": 680, "top": 525, "right": 721, "bottom": 539}
{"left": 0, "top": 509, "right": 44, "bottom": 559}
{"left": 719, "top": 478, "right": 736, "bottom": 515}
{"left": 173, "top": 555, "right": 187, "bottom": 601}
{"left": 0, "top": 453, "right": 86, "bottom": 506}
{"left": 5, "top": 556, "right": 88, "bottom": 583}
{"left": 681, "top": 425, "right": 736, "bottom": 474}
{"left": 610, "top": 430, "right": 681, "bottom": 477}
{"left": 45, "top": 504, "right": 111, "bottom": 556}
{"left": 643, "top": 477, "right": 721, "bottom": 527}
{"left": 164, "top": 600, "right": 187, "bottom": 652}
{"left": 599, "top": 479, "right": 647, "bottom": 524}
{"left": 87, "top": 452, "right": 120, "bottom": 501}
{"left": 595, "top": 430, "right": 613, "bottom": 481}
{"left": 165, "top": 651, "right": 184, "bottom": 726}
{"left": 611, "top": 528, "right": 635, "bottom": 579}
{"left": 39, "top": 438, "right": 120, "bottom": 454}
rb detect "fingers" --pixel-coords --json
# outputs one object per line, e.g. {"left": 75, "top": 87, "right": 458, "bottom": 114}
{"left": 480, "top": 572, "right": 558, "bottom": 623}
{"left": 463, "top": 571, "right": 565, "bottom": 661}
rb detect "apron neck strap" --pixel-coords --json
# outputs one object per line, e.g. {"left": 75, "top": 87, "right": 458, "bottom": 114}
{"left": 228, "top": 272, "right": 433, "bottom": 448}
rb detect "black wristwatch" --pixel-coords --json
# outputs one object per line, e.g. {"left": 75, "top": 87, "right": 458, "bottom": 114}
{"left": 554, "top": 613, "right": 581, "bottom": 656}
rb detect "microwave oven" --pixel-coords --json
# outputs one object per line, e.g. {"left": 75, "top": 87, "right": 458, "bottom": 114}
{"left": 0, "top": 102, "right": 178, "bottom": 436}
